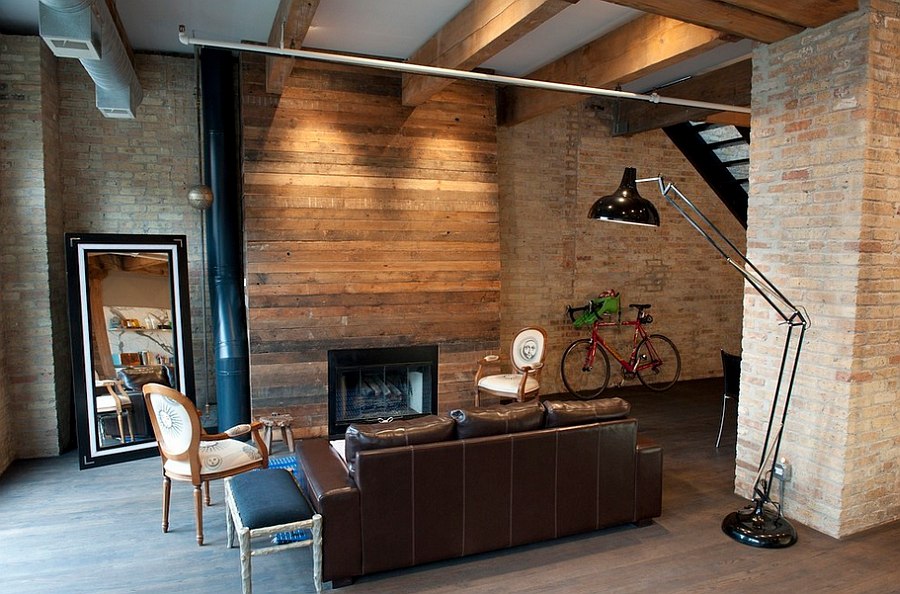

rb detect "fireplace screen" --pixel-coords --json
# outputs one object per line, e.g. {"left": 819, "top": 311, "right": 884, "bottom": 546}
{"left": 327, "top": 345, "right": 438, "bottom": 437}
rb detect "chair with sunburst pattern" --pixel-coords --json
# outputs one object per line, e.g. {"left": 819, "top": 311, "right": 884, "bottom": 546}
{"left": 142, "top": 383, "right": 269, "bottom": 545}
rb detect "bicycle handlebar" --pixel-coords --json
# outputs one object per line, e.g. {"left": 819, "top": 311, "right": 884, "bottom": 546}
{"left": 565, "top": 303, "right": 590, "bottom": 323}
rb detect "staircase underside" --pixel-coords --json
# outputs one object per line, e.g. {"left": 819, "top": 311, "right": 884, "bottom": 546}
{"left": 664, "top": 121, "right": 749, "bottom": 229}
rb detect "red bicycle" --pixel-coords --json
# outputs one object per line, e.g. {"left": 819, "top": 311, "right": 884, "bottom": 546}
{"left": 561, "top": 293, "right": 681, "bottom": 399}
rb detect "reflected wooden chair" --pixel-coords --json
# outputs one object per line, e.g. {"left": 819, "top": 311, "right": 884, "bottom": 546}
{"left": 717, "top": 350, "right": 742, "bottom": 447}
{"left": 142, "top": 383, "right": 269, "bottom": 545}
{"left": 475, "top": 326, "right": 547, "bottom": 407}
{"left": 94, "top": 379, "right": 135, "bottom": 443}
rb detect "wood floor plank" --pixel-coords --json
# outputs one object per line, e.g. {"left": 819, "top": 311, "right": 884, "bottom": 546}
{"left": 0, "top": 378, "right": 898, "bottom": 592}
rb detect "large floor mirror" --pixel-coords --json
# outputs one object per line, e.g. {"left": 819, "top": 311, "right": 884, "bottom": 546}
{"left": 66, "top": 233, "right": 195, "bottom": 468}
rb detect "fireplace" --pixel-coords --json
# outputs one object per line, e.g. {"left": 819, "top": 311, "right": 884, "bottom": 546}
{"left": 327, "top": 345, "right": 438, "bottom": 437}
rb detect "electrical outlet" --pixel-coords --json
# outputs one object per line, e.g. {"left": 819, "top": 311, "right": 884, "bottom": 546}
{"left": 774, "top": 459, "right": 792, "bottom": 482}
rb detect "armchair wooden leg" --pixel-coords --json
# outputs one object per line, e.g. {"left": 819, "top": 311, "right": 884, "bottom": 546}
{"left": 125, "top": 411, "right": 135, "bottom": 443}
{"left": 194, "top": 484, "right": 204, "bottom": 546}
{"left": 115, "top": 413, "right": 126, "bottom": 443}
{"left": 162, "top": 476, "right": 171, "bottom": 533}
{"left": 204, "top": 480, "right": 211, "bottom": 506}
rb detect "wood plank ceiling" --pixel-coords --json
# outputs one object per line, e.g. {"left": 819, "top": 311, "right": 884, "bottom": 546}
{"left": 264, "top": 0, "right": 858, "bottom": 129}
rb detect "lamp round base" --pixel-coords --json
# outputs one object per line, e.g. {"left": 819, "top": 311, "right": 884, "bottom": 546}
{"left": 722, "top": 503, "right": 797, "bottom": 548}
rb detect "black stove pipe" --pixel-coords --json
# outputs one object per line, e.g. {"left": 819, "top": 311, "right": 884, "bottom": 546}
{"left": 200, "top": 48, "right": 249, "bottom": 431}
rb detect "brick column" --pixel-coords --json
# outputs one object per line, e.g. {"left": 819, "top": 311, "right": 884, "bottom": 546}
{"left": 745, "top": 0, "right": 900, "bottom": 537}
{"left": 0, "top": 36, "right": 68, "bottom": 463}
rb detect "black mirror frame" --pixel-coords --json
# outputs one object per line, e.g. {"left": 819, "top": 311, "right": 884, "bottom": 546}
{"left": 65, "top": 233, "right": 195, "bottom": 469}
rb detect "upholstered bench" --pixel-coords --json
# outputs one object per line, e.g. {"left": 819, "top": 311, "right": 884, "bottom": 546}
{"left": 225, "top": 468, "right": 323, "bottom": 593}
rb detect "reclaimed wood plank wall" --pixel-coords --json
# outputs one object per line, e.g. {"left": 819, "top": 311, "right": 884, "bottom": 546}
{"left": 240, "top": 55, "right": 500, "bottom": 437}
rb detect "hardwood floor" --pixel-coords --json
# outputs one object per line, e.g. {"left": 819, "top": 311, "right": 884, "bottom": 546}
{"left": 1, "top": 378, "right": 898, "bottom": 593}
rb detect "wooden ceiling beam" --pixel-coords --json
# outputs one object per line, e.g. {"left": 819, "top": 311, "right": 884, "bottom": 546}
{"left": 611, "top": 59, "right": 751, "bottom": 136}
{"left": 402, "top": 0, "right": 577, "bottom": 107}
{"left": 703, "top": 111, "right": 752, "bottom": 128}
{"left": 719, "top": 1, "right": 858, "bottom": 29}
{"left": 499, "top": 14, "right": 729, "bottom": 127}
{"left": 266, "top": 0, "right": 320, "bottom": 95}
{"left": 598, "top": 0, "right": 803, "bottom": 42}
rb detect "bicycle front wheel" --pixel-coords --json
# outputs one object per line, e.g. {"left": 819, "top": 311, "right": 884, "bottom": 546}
{"left": 635, "top": 334, "right": 681, "bottom": 391}
{"left": 561, "top": 338, "right": 611, "bottom": 399}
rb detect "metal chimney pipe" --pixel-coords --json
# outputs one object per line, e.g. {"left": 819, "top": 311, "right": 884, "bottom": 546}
{"left": 199, "top": 47, "right": 250, "bottom": 432}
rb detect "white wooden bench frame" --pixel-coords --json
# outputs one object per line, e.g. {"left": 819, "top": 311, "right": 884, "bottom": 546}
{"left": 224, "top": 475, "right": 323, "bottom": 593}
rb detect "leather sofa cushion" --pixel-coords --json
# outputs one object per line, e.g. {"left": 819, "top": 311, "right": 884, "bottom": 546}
{"left": 117, "top": 365, "right": 173, "bottom": 391}
{"left": 450, "top": 400, "right": 544, "bottom": 440}
{"left": 542, "top": 397, "right": 631, "bottom": 428}
{"left": 345, "top": 415, "right": 455, "bottom": 473}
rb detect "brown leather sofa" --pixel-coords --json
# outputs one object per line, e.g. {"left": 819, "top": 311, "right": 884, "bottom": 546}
{"left": 295, "top": 398, "right": 662, "bottom": 587}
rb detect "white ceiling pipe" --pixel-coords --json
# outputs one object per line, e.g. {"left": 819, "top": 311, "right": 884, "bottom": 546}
{"left": 41, "top": 0, "right": 143, "bottom": 118}
{"left": 178, "top": 26, "right": 750, "bottom": 115}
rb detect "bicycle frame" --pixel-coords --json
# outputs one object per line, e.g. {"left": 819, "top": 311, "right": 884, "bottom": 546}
{"left": 584, "top": 316, "right": 660, "bottom": 375}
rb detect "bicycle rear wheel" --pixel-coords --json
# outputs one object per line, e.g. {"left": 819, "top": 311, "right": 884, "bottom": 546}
{"left": 561, "top": 338, "right": 611, "bottom": 399}
{"left": 635, "top": 334, "right": 681, "bottom": 391}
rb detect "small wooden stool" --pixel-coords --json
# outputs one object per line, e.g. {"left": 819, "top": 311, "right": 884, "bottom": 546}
{"left": 225, "top": 468, "right": 323, "bottom": 593}
{"left": 258, "top": 412, "right": 295, "bottom": 453}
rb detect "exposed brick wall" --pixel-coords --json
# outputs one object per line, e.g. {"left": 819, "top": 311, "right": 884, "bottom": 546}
{"left": 0, "top": 36, "right": 65, "bottom": 462}
{"left": 57, "top": 54, "right": 211, "bottom": 411}
{"left": 498, "top": 102, "right": 746, "bottom": 396}
{"left": 747, "top": 0, "right": 900, "bottom": 537}
{"left": 0, "top": 47, "right": 207, "bottom": 467}
{"left": 851, "top": 0, "right": 900, "bottom": 535}
{"left": 6, "top": 13, "right": 894, "bottom": 540}
{"left": 42, "top": 39, "right": 70, "bottom": 456}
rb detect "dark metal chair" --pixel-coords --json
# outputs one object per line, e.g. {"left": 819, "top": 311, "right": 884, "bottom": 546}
{"left": 717, "top": 350, "right": 741, "bottom": 447}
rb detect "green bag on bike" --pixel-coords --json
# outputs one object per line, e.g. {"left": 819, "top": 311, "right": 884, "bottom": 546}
{"left": 592, "top": 293, "right": 620, "bottom": 317}
{"left": 573, "top": 292, "right": 620, "bottom": 328}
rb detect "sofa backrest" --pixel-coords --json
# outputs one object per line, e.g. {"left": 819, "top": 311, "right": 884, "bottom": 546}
{"left": 449, "top": 400, "right": 544, "bottom": 439}
{"left": 344, "top": 414, "right": 455, "bottom": 474}
{"left": 542, "top": 397, "right": 631, "bottom": 427}
{"left": 343, "top": 398, "right": 632, "bottom": 472}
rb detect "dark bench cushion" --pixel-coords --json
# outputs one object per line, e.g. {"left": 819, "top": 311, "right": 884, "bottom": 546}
{"left": 230, "top": 468, "right": 313, "bottom": 529}
{"left": 345, "top": 415, "right": 455, "bottom": 474}
{"left": 450, "top": 400, "right": 544, "bottom": 439}
{"left": 542, "top": 397, "right": 631, "bottom": 428}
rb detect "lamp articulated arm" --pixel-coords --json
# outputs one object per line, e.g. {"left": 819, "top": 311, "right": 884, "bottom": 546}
{"left": 642, "top": 175, "right": 807, "bottom": 328}
{"left": 591, "top": 168, "right": 809, "bottom": 548}
{"left": 644, "top": 173, "right": 809, "bottom": 500}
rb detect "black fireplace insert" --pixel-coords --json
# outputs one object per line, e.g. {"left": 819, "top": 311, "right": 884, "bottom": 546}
{"left": 327, "top": 345, "right": 438, "bottom": 437}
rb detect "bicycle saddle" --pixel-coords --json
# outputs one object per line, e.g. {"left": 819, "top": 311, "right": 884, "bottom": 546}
{"left": 629, "top": 303, "right": 651, "bottom": 310}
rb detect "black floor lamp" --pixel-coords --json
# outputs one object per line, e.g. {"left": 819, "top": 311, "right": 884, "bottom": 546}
{"left": 589, "top": 167, "right": 809, "bottom": 548}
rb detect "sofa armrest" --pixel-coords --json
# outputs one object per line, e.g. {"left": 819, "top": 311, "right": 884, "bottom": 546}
{"left": 634, "top": 435, "right": 663, "bottom": 523}
{"left": 295, "top": 438, "right": 362, "bottom": 584}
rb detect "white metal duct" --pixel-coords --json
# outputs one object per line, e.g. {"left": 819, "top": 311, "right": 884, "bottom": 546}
{"left": 39, "top": 0, "right": 143, "bottom": 119}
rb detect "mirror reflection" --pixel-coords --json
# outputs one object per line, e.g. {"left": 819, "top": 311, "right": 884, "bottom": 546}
{"left": 67, "top": 234, "right": 194, "bottom": 469}
{"left": 87, "top": 251, "right": 176, "bottom": 449}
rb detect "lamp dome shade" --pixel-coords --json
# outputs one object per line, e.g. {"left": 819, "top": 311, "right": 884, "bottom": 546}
{"left": 589, "top": 167, "right": 660, "bottom": 227}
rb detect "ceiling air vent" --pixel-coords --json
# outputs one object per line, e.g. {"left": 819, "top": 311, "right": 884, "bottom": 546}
{"left": 96, "top": 77, "right": 141, "bottom": 119}
{"left": 38, "top": 1, "right": 101, "bottom": 60}
{"left": 38, "top": 0, "right": 142, "bottom": 119}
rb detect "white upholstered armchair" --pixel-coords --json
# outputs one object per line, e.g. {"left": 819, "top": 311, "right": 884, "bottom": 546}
{"left": 475, "top": 326, "right": 547, "bottom": 407}
{"left": 142, "top": 383, "right": 269, "bottom": 545}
